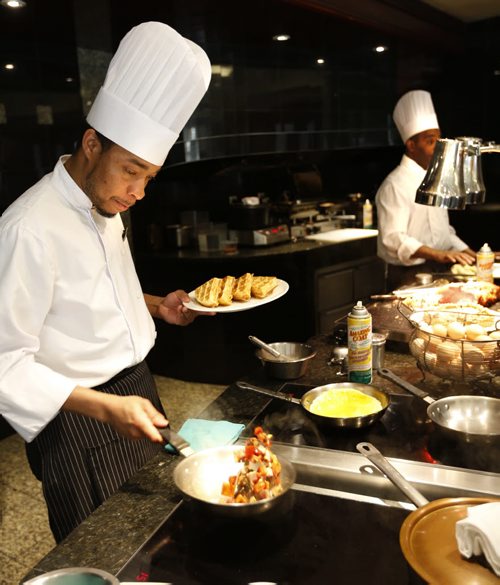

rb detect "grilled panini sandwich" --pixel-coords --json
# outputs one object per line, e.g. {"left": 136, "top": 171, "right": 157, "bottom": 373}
{"left": 251, "top": 276, "right": 278, "bottom": 299}
{"left": 218, "top": 275, "right": 236, "bottom": 306}
{"left": 233, "top": 273, "right": 254, "bottom": 302}
{"left": 195, "top": 277, "right": 223, "bottom": 308}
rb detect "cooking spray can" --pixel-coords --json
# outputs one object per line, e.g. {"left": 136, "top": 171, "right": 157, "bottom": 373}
{"left": 476, "top": 243, "right": 494, "bottom": 283}
{"left": 347, "top": 300, "right": 372, "bottom": 383}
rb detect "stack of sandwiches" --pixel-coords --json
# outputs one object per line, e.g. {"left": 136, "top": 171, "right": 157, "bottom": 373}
{"left": 194, "top": 273, "right": 278, "bottom": 308}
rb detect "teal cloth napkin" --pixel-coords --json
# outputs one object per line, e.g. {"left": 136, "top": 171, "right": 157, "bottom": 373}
{"left": 164, "top": 419, "right": 245, "bottom": 453}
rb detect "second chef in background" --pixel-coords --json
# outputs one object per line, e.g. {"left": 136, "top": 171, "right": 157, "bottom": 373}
{"left": 375, "top": 90, "right": 476, "bottom": 291}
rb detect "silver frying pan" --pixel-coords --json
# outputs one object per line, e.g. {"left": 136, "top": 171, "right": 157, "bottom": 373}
{"left": 236, "top": 381, "right": 390, "bottom": 429}
{"left": 378, "top": 367, "right": 500, "bottom": 444}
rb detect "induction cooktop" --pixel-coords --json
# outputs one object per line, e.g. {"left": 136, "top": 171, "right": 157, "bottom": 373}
{"left": 117, "top": 491, "right": 411, "bottom": 584}
{"left": 116, "top": 381, "right": 499, "bottom": 583}
{"left": 243, "top": 383, "right": 499, "bottom": 474}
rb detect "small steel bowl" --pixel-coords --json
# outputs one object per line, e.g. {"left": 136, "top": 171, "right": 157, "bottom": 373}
{"left": 256, "top": 341, "right": 317, "bottom": 379}
{"left": 23, "top": 568, "right": 119, "bottom": 585}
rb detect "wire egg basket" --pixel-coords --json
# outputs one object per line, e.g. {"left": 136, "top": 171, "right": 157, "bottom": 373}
{"left": 405, "top": 308, "right": 500, "bottom": 382}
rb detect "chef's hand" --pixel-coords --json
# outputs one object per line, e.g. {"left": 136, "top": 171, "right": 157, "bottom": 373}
{"left": 64, "top": 386, "right": 168, "bottom": 443}
{"left": 412, "top": 246, "right": 476, "bottom": 266}
{"left": 144, "top": 291, "right": 215, "bottom": 325}
{"left": 434, "top": 249, "right": 476, "bottom": 265}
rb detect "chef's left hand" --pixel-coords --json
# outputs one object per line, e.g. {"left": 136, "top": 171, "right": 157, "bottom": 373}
{"left": 156, "top": 290, "right": 215, "bottom": 325}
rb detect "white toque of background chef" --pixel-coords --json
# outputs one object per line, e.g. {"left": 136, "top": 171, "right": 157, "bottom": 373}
{"left": 0, "top": 21, "right": 212, "bottom": 543}
{"left": 375, "top": 89, "right": 476, "bottom": 290}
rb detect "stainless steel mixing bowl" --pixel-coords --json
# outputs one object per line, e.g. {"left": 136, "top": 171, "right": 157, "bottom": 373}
{"left": 256, "top": 341, "right": 316, "bottom": 379}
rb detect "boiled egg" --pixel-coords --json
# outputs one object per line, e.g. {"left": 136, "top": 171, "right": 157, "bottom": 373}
{"left": 432, "top": 323, "right": 448, "bottom": 337}
{"left": 447, "top": 322, "right": 466, "bottom": 340}
{"left": 465, "top": 324, "right": 486, "bottom": 341}
{"left": 436, "top": 340, "right": 460, "bottom": 363}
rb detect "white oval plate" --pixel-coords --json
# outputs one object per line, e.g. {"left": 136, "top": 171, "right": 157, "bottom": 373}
{"left": 183, "top": 279, "right": 289, "bottom": 313}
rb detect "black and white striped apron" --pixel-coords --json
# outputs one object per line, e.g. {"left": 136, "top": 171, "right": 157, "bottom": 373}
{"left": 25, "top": 360, "right": 164, "bottom": 543}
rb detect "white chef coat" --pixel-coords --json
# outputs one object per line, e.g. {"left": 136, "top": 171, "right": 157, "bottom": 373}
{"left": 0, "top": 156, "right": 156, "bottom": 442}
{"left": 375, "top": 155, "right": 468, "bottom": 266}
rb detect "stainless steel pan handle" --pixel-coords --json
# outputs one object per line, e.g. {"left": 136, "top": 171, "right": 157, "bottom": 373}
{"left": 356, "top": 442, "right": 429, "bottom": 508}
{"left": 378, "top": 368, "right": 434, "bottom": 405}
{"left": 159, "top": 427, "right": 195, "bottom": 457}
{"left": 236, "top": 381, "right": 301, "bottom": 404}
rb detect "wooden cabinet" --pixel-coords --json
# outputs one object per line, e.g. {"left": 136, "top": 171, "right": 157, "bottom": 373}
{"left": 315, "top": 257, "right": 385, "bottom": 334}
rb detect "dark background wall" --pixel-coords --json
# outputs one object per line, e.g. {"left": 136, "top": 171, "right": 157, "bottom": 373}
{"left": 0, "top": 0, "right": 499, "bottom": 243}
{"left": 0, "top": 0, "right": 499, "bottom": 434}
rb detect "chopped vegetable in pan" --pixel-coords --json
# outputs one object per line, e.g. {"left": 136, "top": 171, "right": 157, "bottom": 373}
{"left": 221, "top": 427, "right": 282, "bottom": 503}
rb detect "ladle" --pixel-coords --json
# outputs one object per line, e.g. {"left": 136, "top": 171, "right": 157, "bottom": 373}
{"left": 248, "top": 335, "right": 294, "bottom": 362}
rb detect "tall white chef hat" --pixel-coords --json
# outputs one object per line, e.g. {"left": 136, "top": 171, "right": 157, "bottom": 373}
{"left": 87, "top": 21, "right": 211, "bottom": 166}
{"left": 393, "top": 90, "right": 439, "bottom": 143}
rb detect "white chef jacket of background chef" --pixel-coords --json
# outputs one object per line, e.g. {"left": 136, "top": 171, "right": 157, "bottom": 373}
{"left": 0, "top": 157, "right": 156, "bottom": 442}
{"left": 375, "top": 155, "right": 468, "bottom": 266}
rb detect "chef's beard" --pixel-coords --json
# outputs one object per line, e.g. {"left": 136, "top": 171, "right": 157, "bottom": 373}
{"left": 83, "top": 169, "right": 116, "bottom": 218}
{"left": 95, "top": 207, "right": 115, "bottom": 219}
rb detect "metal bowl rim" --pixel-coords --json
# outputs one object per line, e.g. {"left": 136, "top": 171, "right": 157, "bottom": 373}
{"left": 256, "top": 342, "right": 317, "bottom": 364}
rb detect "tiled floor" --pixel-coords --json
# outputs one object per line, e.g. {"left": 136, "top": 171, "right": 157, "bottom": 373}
{"left": 0, "top": 376, "right": 226, "bottom": 585}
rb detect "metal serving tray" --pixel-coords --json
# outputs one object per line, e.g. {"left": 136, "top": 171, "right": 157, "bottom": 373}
{"left": 271, "top": 441, "right": 500, "bottom": 509}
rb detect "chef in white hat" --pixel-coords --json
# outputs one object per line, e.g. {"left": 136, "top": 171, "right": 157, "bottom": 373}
{"left": 375, "top": 89, "right": 475, "bottom": 290}
{"left": 0, "top": 21, "right": 211, "bottom": 542}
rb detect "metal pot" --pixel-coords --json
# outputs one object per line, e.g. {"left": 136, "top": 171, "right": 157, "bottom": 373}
{"left": 255, "top": 341, "right": 316, "bottom": 379}
{"left": 23, "top": 568, "right": 119, "bottom": 585}
{"left": 378, "top": 368, "right": 500, "bottom": 444}
{"left": 172, "top": 444, "right": 296, "bottom": 518}
{"left": 357, "top": 442, "right": 500, "bottom": 585}
{"left": 236, "top": 381, "right": 390, "bottom": 428}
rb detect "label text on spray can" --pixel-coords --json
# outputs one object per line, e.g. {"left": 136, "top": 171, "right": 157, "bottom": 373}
{"left": 348, "top": 323, "right": 372, "bottom": 383}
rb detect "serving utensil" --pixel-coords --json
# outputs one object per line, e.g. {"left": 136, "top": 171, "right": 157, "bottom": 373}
{"left": 248, "top": 335, "right": 294, "bottom": 361}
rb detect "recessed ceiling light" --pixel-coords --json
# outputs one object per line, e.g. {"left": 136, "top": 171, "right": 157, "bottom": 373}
{"left": 317, "top": 58, "right": 325, "bottom": 65}
{"left": 4, "top": 63, "right": 15, "bottom": 70}
{"left": 374, "top": 45, "right": 388, "bottom": 53}
{"left": 0, "top": 0, "right": 27, "bottom": 8}
{"left": 273, "top": 34, "right": 290, "bottom": 42}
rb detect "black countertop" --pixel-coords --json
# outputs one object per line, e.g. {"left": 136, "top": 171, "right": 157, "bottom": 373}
{"left": 138, "top": 229, "right": 378, "bottom": 260}
{"left": 21, "top": 335, "right": 499, "bottom": 581}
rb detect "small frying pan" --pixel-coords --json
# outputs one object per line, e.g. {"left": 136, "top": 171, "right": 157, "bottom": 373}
{"left": 236, "top": 381, "right": 390, "bottom": 429}
{"left": 357, "top": 442, "right": 500, "bottom": 585}
{"left": 160, "top": 427, "right": 297, "bottom": 518}
{"left": 378, "top": 368, "right": 500, "bottom": 445}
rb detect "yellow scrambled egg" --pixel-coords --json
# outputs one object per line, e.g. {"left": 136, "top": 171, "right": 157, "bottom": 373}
{"left": 309, "top": 388, "right": 382, "bottom": 418}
